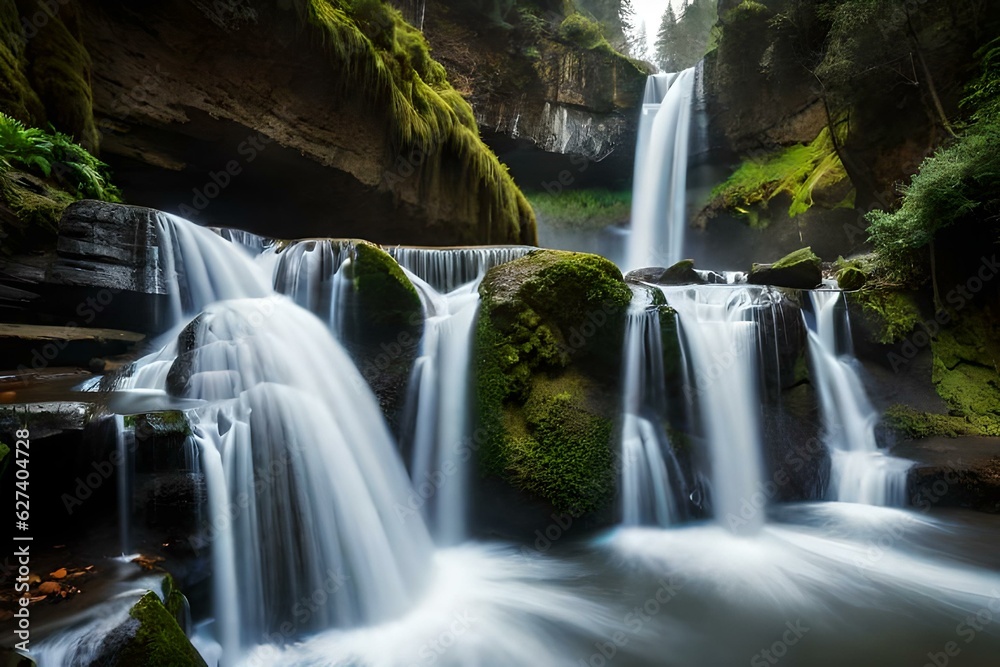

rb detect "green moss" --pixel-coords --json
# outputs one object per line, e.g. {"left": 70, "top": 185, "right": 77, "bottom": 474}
{"left": 0, "top": 440, "right": 9, "bottom": 477}
{"left": 526, "top": 189, "right": 631, "bottom": 231}
{"left": 931, "top": 313, "right": 1000, "bottom": 436}
{"left": 836, "top": 265, "right": 867, "bottom": 290}
{"left": 475, "top": 250, "right": 631, "bottom": 513}
{"left": 24, "top": 3, "right": 99, "bottom": 151}
{"left": 853, "top": 289, "right": 921, "bottom": 344}
{"left": 294, "top": 0, "right": 535, "bottom": 244}
{"left": 503, "top": 373, "right": 615, "bottom": 514}
{"left": 712, "top": 124, "right": 850, "bottom": 227}
{"left": 350, "top": 240, "right": 421, "bottom": 327}
{"left": 884, "top": 404, "right": 988, "bottom": 439}
{"left": 0, "top": 0, "right": 44, "bottom": 125}
{"left": 160, "top": 574, "right": 188, "bottom": 629}
{"left": 113, "top": 592, "right": 206, "bottom": 667}
{"left": 0, "top": 172, "right": 74, "bottom": 254}
{"left": 772, "top": 246, "right": 820, "bottom": 270}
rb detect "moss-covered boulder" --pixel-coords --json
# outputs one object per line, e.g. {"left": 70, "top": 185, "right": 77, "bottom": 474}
{"left": 349, "top": 241, "right": 421, "bottom": 329}
{"left": 748, "top": 247, "right": 822, "bottom": 289}
{"left": 475, "top": 249, "right": 631, "bottom": 515}
{"left": 849, "top": 288, "right": 921, "bottom": 345}
{"left": 90, "top": 591, "right": 206, "bottom": 667}
{"left": 836, "top": 265, "right": 867, "bottom": 291}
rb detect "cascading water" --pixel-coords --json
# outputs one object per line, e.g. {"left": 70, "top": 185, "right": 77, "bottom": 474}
{"left": 394, "top": 247, "right": 530, "bottom": 544}
{"left": 398, "top": 270, "right": 479, "bottom": 545}
{"left": 657, "top": 284, "right": 785, "bottom": 532}
{"left": 806, "top": 290, "right": 912, "bottom": 506}
{"left": 619, "top": 287, "right": 686, "bottom": 526}
{"left": 124, "top": 219, "right": 434, "bottom": 664}
{"left": 387, "top": 247, "right": 532, "bottom": 293}
{"left": 272, "top": 240, "right": 354, "bottom": 338}
{"left": 627, "top": 69, "right": 696, "bottom": 271}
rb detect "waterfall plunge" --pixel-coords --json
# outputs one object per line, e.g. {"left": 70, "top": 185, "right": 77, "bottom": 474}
{"left": 627, "top": 69, "right": 696, "bottom": 271}
{"left": 806, "top": 291, "right": 912, "bottom": 506}
{"left": 129, "top": 216, "right": 434, "bottom": 663}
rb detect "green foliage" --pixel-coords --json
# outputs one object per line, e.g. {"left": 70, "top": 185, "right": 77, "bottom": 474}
{"left": 0, "top": 440, "right": 8, "bottom": 477}
{"left": 0, "top": 112, "right": 121, "bottom": 201}
{"left": 295, "top": 0, "right": 534, "bottom": 243}
{"left": 712, "top": 124, "right": 849, "bottom": 225}
{"left": 853, "top": 289, "right": 921, "bottom": 344}
{"left": 527, "top": 189, "right": 631, "bottom": 230}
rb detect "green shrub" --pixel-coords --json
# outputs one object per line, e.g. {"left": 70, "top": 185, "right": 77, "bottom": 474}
{"left": 866, "top": 35, "right": 1000, "bottom": 281}
{"left": 559, "top": 13, "right": 608, "bottom": 51}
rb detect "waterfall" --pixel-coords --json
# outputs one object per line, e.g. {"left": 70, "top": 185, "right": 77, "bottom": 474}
{"left": 806, "top": 291, "right": 912, "bottom": 506}
{"left": 399, "top": 271, "right": 480, "bottom": 545}
{"left": 619, "top": 287, "right": 686, "bottom": 527}
{"left": 125, "top": 217, "right": 433, "bottom": 664}
{"left": 387, "top": 246, "right": 532, "bottom": 293}
{"left": 394, "top": 248, "right": 528, "bottom": 544}
{"left": 154, "top": 213, "right": 272, "bottom": 323}
{"left": 272, "top": 240, "right": 354, "bottom": 338}
{"left": 658, "top": 285, "right": 784, "bottom": 533}
{"left": 627, "top": 68, "right": 696, "bottom": 271}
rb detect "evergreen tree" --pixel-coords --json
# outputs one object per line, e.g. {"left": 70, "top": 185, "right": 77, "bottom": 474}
{"left": 655, "top": 4, "right": 679, "bottom": 71}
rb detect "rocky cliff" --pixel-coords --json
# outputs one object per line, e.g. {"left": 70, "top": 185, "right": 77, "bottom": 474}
{"left": 1, "top": 0, "right": 536, "bottom": 246}
{"left": 416, "top": 0, "right": 649, "bottom": 192}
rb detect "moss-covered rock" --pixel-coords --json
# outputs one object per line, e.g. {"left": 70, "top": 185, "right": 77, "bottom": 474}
{"left": 851, "top": 288, "right": 921, "bottom": 345}
{"left": 349, "top": 241, "right": 421, "bottom": 328}
{"left": 931, "top": 311, "right": 1000, "bottom": 436}
{"left": 0, "top": 171, "right": 74, "bottom": 254}
{"left": 91, "top": 591, "right": 206, "bottom": 667}
{"left": 475, "top": 249, "right": 631, "bottom": 515}
{"left": 884, "top": 404, "right": 987, "bottom": 440}
{"left": 836, "top": 265, "right": 867, "bottom": 291}
{"left": 748, "top": 247, "right": 822, "bottom": 289}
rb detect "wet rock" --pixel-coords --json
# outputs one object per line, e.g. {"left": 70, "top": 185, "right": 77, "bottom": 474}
{"left": 837, "top": 266, "right": 867, "bottom": 291}
{"left": 748, "top": 247, "right": 822, "bottom": 290}
{"left": 86, "top": 591, "right": 206, "bottom": 667}
{"left": 626, "top": 260, "right": 708, "bottom": 286}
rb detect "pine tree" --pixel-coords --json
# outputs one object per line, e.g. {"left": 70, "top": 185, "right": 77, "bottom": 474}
{"left": 655, "top": 4, "right": 679, "bottom": 71}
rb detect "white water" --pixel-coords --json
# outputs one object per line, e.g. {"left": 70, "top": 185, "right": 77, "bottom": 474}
{"left": 272, "top": 240, "right": 353, "bottom": 338}
{"left": 620, "top": 288, "right": 685, "bottom": 526}
{"left": 122, "top": 218, "right": 435, "bottom": 664}
{"left": 387, "top": 246, "right": 532, "bottom": 293}
{"left": 807, "top": 291, "right": 912, "bottom": 506}
{"left": 658, "top": 285, "right": 781, "bottom": 533}
{"left": 627, "top": 69, "right": 696, "bottom": 271}
{"left": 400, "top": 271, "right": 480, "bottom": 545}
